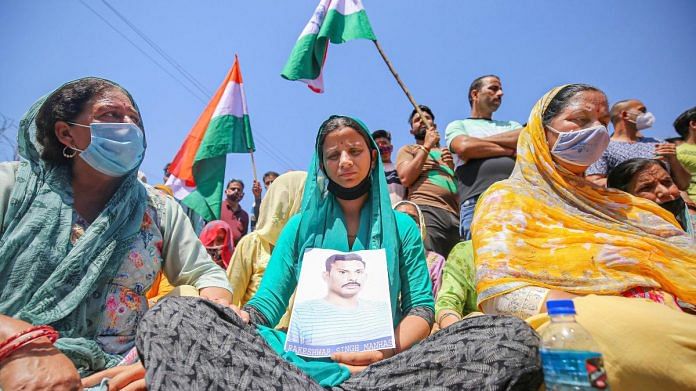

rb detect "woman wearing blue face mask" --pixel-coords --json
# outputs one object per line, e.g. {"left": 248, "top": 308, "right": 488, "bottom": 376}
{"left": 0, "top": 77, "right": 232, "bottom": 390}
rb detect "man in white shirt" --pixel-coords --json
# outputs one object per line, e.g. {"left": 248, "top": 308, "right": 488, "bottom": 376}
{"left": 446, "top": 75, "right": 522, "bottom": 240}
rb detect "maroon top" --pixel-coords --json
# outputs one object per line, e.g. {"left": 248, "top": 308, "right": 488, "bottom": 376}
{"left": 220, "top": 200, "right": 249, "bottom": 245}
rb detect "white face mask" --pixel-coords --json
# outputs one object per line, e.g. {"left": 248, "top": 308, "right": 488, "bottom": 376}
{"left": 547, "top": 124, "right": 610, "bottom": 167}
{"left": 629, "top": 111, "right": 655, "bottom": 131}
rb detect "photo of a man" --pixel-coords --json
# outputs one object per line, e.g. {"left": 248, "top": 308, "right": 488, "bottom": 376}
{"left": 286, "top": 251, "right": 394, "bottom": 357}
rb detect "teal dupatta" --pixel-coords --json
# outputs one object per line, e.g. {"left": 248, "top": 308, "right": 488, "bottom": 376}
{"left": 0, "top": 78, "right": 148, "bottom": 375}
{"left": 246, "top": 116, "right": 434, "bottom": 386}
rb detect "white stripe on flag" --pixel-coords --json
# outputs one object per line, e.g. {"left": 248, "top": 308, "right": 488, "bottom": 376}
{"left": 300, "top": 72, "right": 324, "bottom": 93}
{"left": 329, "top": 0, "right": 365, "bottom": 15}
{"left": 211, "top": 81, "right": 246, "bottom": 118}
{"left": 165, "top": 175, "right": 195, "bottom": 200}
{"left": 300, "top": 0, "right": 331, "bottom": 37}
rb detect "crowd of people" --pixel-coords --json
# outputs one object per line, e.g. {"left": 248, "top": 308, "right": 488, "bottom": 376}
{"left": 0, "top": 76, "right": 694, "bottom": 391}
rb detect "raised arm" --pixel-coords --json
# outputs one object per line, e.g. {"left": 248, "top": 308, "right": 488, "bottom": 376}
{"left": 656, "top": 143, "right": 692, "bottom": 191}
{"left": 396, "top": 128, "right": 440, "bottom": 187}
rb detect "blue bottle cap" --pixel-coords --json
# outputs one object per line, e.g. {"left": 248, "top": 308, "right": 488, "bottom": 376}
{"left": 547, "top": 299, "right": 576, "bottom": 315}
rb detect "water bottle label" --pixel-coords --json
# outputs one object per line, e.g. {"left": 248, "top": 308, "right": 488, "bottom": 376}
{"left": 540, "top": 349, "right": 609, "bottom": 389}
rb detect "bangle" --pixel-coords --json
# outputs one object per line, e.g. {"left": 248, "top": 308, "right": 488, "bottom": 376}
{"left": 438, "top": 312, "right": 460, "bottom": 325}
{"left": 0, "top": 325, "right": 59, "bottom": 362}
{"left": 415, "top": 145, "right": 430, "bottom": 155}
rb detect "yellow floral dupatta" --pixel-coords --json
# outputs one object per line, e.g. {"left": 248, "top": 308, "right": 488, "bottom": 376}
{"left": 472, "top": 86, "right": 696, "bottom": 306}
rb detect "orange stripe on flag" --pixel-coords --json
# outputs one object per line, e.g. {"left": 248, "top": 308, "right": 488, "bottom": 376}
{"left": 168, "top": 58, "right": 238, "bottom": 184}
{"left": 231, "top": 54, "right": 243, "bottom": 84}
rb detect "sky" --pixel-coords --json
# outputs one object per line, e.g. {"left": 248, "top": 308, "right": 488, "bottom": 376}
{"left": 2, "top": 0, "right": 695, "bottom": 213}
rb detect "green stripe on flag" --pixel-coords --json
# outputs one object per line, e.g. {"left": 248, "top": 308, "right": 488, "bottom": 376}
{"left": 182, "top": 155, "right": 226, "bottom": 221}
{"left": 184, "top": 114, "right": 254, "bottom": 220}
{"left": 196, "top": 114, "right": 255, "bottom": 159}
{"left": 281, "top": 9, "right": 376, "bottom": 81}
{"left": 321, "top": 9, "right": 375, "bottom": 44}
{"left": 281, "top": 33, "right": 324, "bottom": 81}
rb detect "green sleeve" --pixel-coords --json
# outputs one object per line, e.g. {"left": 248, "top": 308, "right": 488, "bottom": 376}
{"left": 395, "top": 212, "right": 435, "bottom": 315}
{"left": 246, "top": 214, "right": 302, "bottom": 326}
{"left": 435, "top": 241, "right": 478, "bottom": 318}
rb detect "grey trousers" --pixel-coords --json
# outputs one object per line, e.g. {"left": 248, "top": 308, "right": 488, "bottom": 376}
{"left": 136, "top": 297, "right": 542, "bottom": 390}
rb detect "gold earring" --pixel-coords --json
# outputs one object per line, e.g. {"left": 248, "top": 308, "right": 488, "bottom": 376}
{"left": 63, "top": 146, "right": 77, "bottom": 158}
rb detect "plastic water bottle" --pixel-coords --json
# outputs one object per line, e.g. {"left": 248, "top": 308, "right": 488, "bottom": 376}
{"left": 540, "top": 300, "right": 610, "bottom": 390}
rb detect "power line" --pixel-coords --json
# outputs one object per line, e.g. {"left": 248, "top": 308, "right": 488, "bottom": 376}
{"left": 101, "top": 0, "right": 213, "bottom": 98}
{"left": 78, "top": 0, "right": 210, "bottom": 105}
{"left": 83, "top": 1, "right": 300, "bottom": 171}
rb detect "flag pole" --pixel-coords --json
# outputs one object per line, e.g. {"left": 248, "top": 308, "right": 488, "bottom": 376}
{"left": 372, "top": 40, "right": 438, "bottom": 146}
{"left": 249, "top": 149, "right": 258, "bottom": 183}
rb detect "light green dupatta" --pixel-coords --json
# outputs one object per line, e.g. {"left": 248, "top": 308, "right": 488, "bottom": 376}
{"left": 0, "top": 78, "right": 148, "bottom": 375}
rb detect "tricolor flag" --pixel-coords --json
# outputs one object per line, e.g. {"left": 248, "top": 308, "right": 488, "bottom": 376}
{"left": 166, "top": 56, "right": 255, "bottom": 221}
{"left": 281, "top": 0, "right": 376, "bottom": 93}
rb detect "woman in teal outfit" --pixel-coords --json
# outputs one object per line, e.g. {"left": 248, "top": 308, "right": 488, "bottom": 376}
{"left": 0, "top": 78, "right": 232, "bottom": 391}
{"left": 137, "top": 115, "right": 542, "bottom": 390}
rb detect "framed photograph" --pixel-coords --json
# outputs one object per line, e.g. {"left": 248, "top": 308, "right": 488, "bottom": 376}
{"left": 285, "top": 248, "right": 395, "bottom": 357}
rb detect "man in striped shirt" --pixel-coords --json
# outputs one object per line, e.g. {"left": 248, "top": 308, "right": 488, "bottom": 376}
{"left": 287, "top": 253, "right": 393, "bottom": 355}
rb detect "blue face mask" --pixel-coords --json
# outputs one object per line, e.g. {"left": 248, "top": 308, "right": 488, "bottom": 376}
{"left": 69, "top": 122, "right": 145, "bottom": 177}
{"left": 547, "top": 124, "right": 610, "bottom": 167}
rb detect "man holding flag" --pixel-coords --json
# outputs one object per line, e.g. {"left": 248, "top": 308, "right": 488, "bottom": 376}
{"left": 167, "top": 55, "right": 256, "bottom": 222}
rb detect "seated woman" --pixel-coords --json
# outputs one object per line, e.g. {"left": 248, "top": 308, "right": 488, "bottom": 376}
{"left": 471, "top": 84, "right": 696, "bottom": 390}
{"left": 435, "top": 241, "right": 478, "bottom": 329}
{"left": 0, "top": 78, "right": 232, "bottom": 390}
{"left": 607, "top": 158, "right": 695, "bottom": 238}
{"left": 226, "top": 171, "right": 306, "bottom": 328}
{"left": 200, "top": 220, "right": 235, "bottom": 269}
{"left": 393, "top": 200, "right": 446, "bottom": 297}
{"left": 136, "top": 115, "right": 543, "bottom": 390}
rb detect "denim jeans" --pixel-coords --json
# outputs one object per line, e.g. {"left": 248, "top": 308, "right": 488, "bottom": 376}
{"left": 459, "top": 195, "right": 479, "bottom": 240}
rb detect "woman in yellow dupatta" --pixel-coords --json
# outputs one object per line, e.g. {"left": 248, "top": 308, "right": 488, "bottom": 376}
{"left": 472, "top": 84, "right": 696, "bottom": 390}
{"left": 226, "top": 170, "right": 307, "bottom": 328}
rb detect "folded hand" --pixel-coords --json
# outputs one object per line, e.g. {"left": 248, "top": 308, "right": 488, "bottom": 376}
{"left": 82, "top": 362, "right": 146, "bottom": 391}
{"left": 331, "top": 349, "right": 395, "bottom": 374}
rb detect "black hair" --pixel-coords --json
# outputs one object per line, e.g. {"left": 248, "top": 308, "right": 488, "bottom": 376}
{"left": 664, "top": 136, "right": 684, "bottom": 144}
{"left": 542, "top": 84, "right": 605, "bottom": 126}
{"left": 35, "top": 78, "right": 133, "bottom": 166}
{"left": 609, "top": 99, "right": 635, "bottom": 125}
{"left": 227, "top": 179, "right": 244, "bottom": 189}
{"left": 606, "top": 158, "right": 668, "bottom": 192}
{"left": 317, "top": 115, "right": 374, "bottom": 162}
{"left": 673, "top": 106, "right": 696, "bottom": 138}
{"left": 371, "top": 129, "right": 391, "bottom": 141}
{"left": 468, "top": 74, "right": 500, "bottom": 107}
{"left": 325, "top": 253, "right": 365, "bottom": 272}
{"left": 263, "top": 171, "right": 280, "bottom": 181}
{"left": 408, "top": 105, "right": 435, "bottom": 125}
